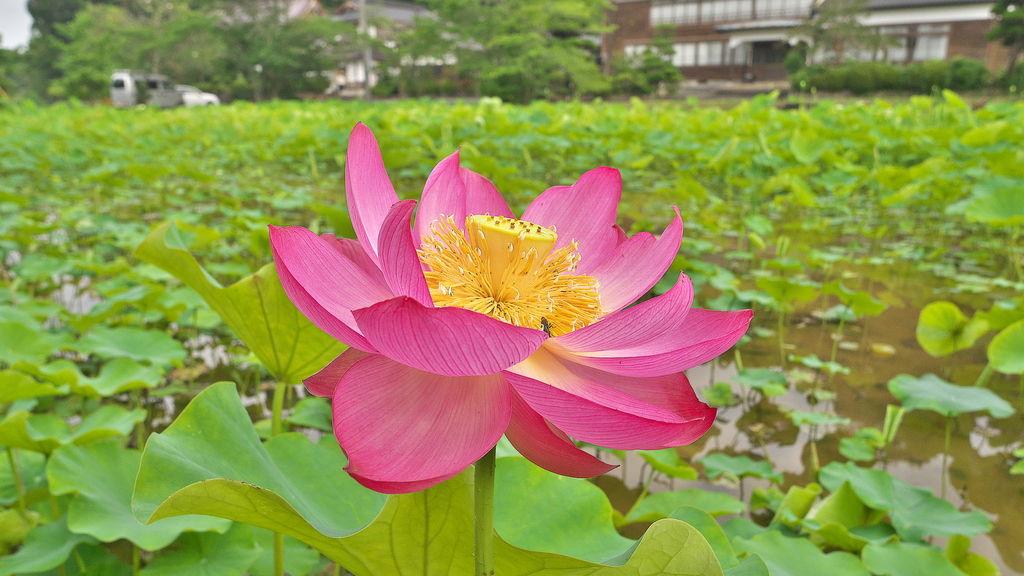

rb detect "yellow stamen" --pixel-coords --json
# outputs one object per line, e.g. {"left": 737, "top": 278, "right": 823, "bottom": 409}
{"left": 419, "top": 215, "right": 601, "bottom": 337}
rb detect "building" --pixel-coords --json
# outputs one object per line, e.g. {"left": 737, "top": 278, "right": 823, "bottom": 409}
{"left": 604, "top": 0, "right": 1009, "bottom": 83}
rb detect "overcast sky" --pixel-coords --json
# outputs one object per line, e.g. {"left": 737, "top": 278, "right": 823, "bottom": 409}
{"left": 1, "top": 0, "right": 32, "bottom": 49}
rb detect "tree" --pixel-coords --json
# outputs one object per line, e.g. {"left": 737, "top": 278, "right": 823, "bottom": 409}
{"left": 418, "top": 0, "right": 612, "bottom": 102}
{"left": 50, "top": 4, "right": 147, "bottom": 101}
{"left": 988, "top": 0, "right": 1024, "bottom": 74}
{"left": 794, "top": 0, "right": 890, "bottom": 64}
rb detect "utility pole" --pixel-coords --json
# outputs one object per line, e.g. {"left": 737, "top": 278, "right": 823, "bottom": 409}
{"left": 358, "top": 0, "right": 373, "bottom": 100}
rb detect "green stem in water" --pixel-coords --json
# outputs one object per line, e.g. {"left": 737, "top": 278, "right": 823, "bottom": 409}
{"left": 941, "top": 416, "right": 952, "bottom": 500}
{"left": 777, "top": 310, "right": 787, "bottom": 368}
{"left": 828, "top": 310, "right": 848, "bottom": 387}
{"left": 474, "top": 448, "right": 496, "bottom": 576}
{"left": 972, "top": 364, "right": 993, "bottom": 388}
{"left": 273, "top": 533, "right": 284, "bottom": 576}
{"left": 6, "top": 448, "right": 26, "bottom": 516}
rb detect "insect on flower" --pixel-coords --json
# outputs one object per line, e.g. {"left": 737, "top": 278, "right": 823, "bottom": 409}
{"left": 269, "top": 123, "right": 752, "bottom": 494}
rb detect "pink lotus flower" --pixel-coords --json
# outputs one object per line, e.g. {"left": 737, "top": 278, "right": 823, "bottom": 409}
{"left": 270, "top": 123, "right": 752, "bottom": 494}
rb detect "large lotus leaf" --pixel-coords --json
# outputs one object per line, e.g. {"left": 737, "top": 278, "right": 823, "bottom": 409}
{"left": 700, "top": 453, "right": 783, "bottom": 484}
{"left": 48, "top": 440, "right": 229, "bottom": 550}
{"left": 0, "top": 508, "right": 39, "bottom": 553}
{"left": 733, "top": 529, "right": 869, "bottom": 576}
{"left": 945, "top": 534, "right": 1000, "bottom": 576}
{"left": 0, "top": 370, "right": 63, "bottom": 403}
{"left": 818, "top": 462, "right": 991, "bottom": 542}
{"left": 135, "top": 383, "right": 726, "bottom": 575}
{"left": 732, "top": 369, "right": 787, "bottom": 398}
{"left": 988, "top": 319, "right": 1024, "bottom": 375}
{"left": 861, "top": 541, "right": 965, "bottom": 576}
{"left": 638, "top": 448, "right": 699, "bottom": 480}
{"left": 134, "top": 221, "right": 345, "bottom": 383}
{"left": 132, "top": 382, "right": 385, "bottom": 538}
{"left": 495, "top": 456, "right": 634, "bottom": 563}
{"left": 0, "top": 321, "right": 71, "bottom": 366}
{"left": 769, "top": 483, "right": 822, "bottom": 529}
{"left": 789, "top": 130, "right": 824, "bottom": 165}
{"left": 669, "top": 507, "right": 738, "bottom": 570}
{"left": 624, "top": 489, "right": 745, "bottom": 525}
{"left": 963, "top": 177, "right": 1024, "bottom": 226}
{"left": 0, "top": 449, "right": 46, "bottom": 506}
{"left": 755, "top": 277, "right": 818, "bottom": 310}
{"left": 141, "top": 524, "right": 261, "bottom": 576}
{"left": 23, "top": 358, "right": 163, "bottom": 397}
{"left": 285, "top": 397, "right": 332, "bottom": 431}
{"left": 887, "top": 373, "right": 1013, "bottom": 418}
{"left": 58, "top": 543, "right": 133, "bottom": 576}
{"left": 724, "top": 555, "right": 770, "bottom": 576}
{"left": 915, "top": 301, "right": 988, "bottom": 357}
{"left": 823, "top": 282, "right": 887, "bottom": 317}
{"left": 0, "top": 517, "right": 95, "bottom": 576}
{"left": 0, "top": 405, "right": 144, "bottom": 453}
{"left": 78, "top": 326, "right": 187, "bottom": 368}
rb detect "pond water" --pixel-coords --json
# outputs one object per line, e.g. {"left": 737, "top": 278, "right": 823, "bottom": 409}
{"left": 597, "top": 258, "right": 1024, "bottom": 575}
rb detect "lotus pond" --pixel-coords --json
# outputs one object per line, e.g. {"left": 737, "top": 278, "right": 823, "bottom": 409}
{"left": 0, "top": 94, "right": 1022, "bottom": 576}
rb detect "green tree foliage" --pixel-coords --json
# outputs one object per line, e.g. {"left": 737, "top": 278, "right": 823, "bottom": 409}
{"left": 988, "top": 0, "right": 1024, "bottom": 74}
{"left": 794, "top": 0, "right": 890, "bottom": 64}
{"left": 49, "top": 4, "right": 146, "bottom": 101}
{"left": 415, "top": 0, "right": 611, "bottom": 102}
{"left": 613, "top": 25, "right": 682, "bottom": 96}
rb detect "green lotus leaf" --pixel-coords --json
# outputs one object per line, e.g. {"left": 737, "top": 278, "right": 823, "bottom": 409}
{"left": 637, "top": 448, "right": 699, "bottom": 480}
{"left": 987, "top": 319, "right": 1024, "bottom": 375}
{"left": 495, "top": 456, "right": 634, "bottom": 563}
{"left": 769, "top": 483, "right": 822, "bottom": 529}
{"left": 285, "top": 397, "right": 332, "bottom": 431}
{"left": 962, "top": 177, "right": 1024, "bottom": 226}
{"left": 789, "top": 130, "right": 824, "bottom": 165}
{"left": 78, "top": 326, "right": 187, "bottom": 368}
{"left": 134, "top": 382, "right": 726, "bottom": 575}
{"left": 732, "top": 369, "right": 787, "bottom": 398}
{"left": 755, "top": 277, "right": 818, "bottom": 310}
{"left": 818, "top": 462, "right": 991, "bottom": 542}
{"left": 700, "top": 453, "right": 783, "bottom": 484}
{"left": 0, "top": 449, "right": 46, "bottom": 506}
{"left": 0, "top": 405, "right": 144, "bottom": 453}
{"left": 0, "top": 370, "right": 63, "bottom": 403}
{"left": 732, "top": 529, "right": 869, "bottom": 576}
{"left": 134, "top": 221, "right": 345, "bottom": 383}
{"left": 0, "top": 321, "right": 72, "bottom": 366}
{"left": 140, "top": 524, "right": 261, "bottom": 576}
{"left": 862, "top": 541, "right": 965, "bottom": 576}
{"left": 669, "top": 507, "right": 738, "bottom": 570}
{"left": 0, "top": 517, "right": 95, "bottom": 576}
{"left": 48, "top": 439, "right": 229, "bottom": 550}
{"left": 624, "top": 489, "right": 745, "bottom": 525}
{"left": 915, "top": 301, "right": 988, "bottom": 357}
{"left": 944, "top": 534, "right": 1000, "bottom": 576}
{"left": 888, "top": 373, "right": 1013, "bottom": 418}
{"left": 24, "top": 358, "right": 163, "bottom": 397}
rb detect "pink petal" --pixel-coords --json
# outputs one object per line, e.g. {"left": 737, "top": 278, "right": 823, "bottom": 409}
{"left": 504, "top": 362, "right": 716, "bottom": 450}
{"left": 506, "top": 391, "right": 617, "bottom": 478}
{"left": 334, "top": 354, "right": 511, "bottom": 492}
{"left": 521, "top": 167, "right": 622, "bottom": 271}
{"left": 461, "top": 167, "right": 515, "bottom": 218}
{"left": 323, "top": 235, "right": 387, "bottom": 287}
{"left": 377, "top": 200, "right": 433, "bottom": 306}
{"left": 589, "top": 208, "right": 684, "bottom": 313}
{"left": 345, "top": 123, "right": 400, "bottom": 266}
{"left": 352, "top": 297, "right": 547, "bottom": 376}
{"left": 553, "top": 273, "right": 694, "bottom": 352}
{"left": 303, "top": 348, "right": 370, "bottom": 397}
{"left": 271, "top": 226, "right": 393, "bottom": 351}
{"left": 414, "top": 150, "right": 467, "bottom": 243}
{"left": 347, "top": 468, "right": 464, "bottom": 494}
{"left": 561, "top": 308, "right": 753, "bottom": 377}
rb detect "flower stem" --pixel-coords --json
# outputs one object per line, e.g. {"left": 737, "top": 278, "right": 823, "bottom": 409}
{"left": 941, "top": 416, "right": 952, "bottom": 500}
{"left": 474, "top": 447, "right": 496, "bottom": 576}
{"left": 271, "top": 382, "right": 287, "bottom": 436}
{"left": 6, "top": 448, "right": 26, "bottom": 516}
{"left": 270, "top": 382, "right": 288, "bottom": 576}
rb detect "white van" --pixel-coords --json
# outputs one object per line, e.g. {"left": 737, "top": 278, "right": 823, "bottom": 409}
{"left": 110, "top": 70, "right": 183, "bottom": 108}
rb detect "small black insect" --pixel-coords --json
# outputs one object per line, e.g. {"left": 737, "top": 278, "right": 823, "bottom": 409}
{"left": 539, "top": 317, "right": 553, "bottom": 337}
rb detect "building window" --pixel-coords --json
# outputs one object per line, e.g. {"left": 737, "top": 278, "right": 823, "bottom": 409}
{"left": 697, "top": 41, "right": 724, "bottom": 66}
{"left": 673, "top": 43, "right": 697, "bottom": 66}
{"left": 624, "top": 44, "right": 646, "bottom": 58}
{"left": 913, "top": 24, "right": 949, "bottom": 61}
{"left": 650, "top": 1, "right": 700, "bottom": 25}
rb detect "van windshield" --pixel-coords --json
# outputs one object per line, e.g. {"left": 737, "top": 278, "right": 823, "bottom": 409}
{"left": 112, "top": 79, "right": 125, "bottom": 88}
